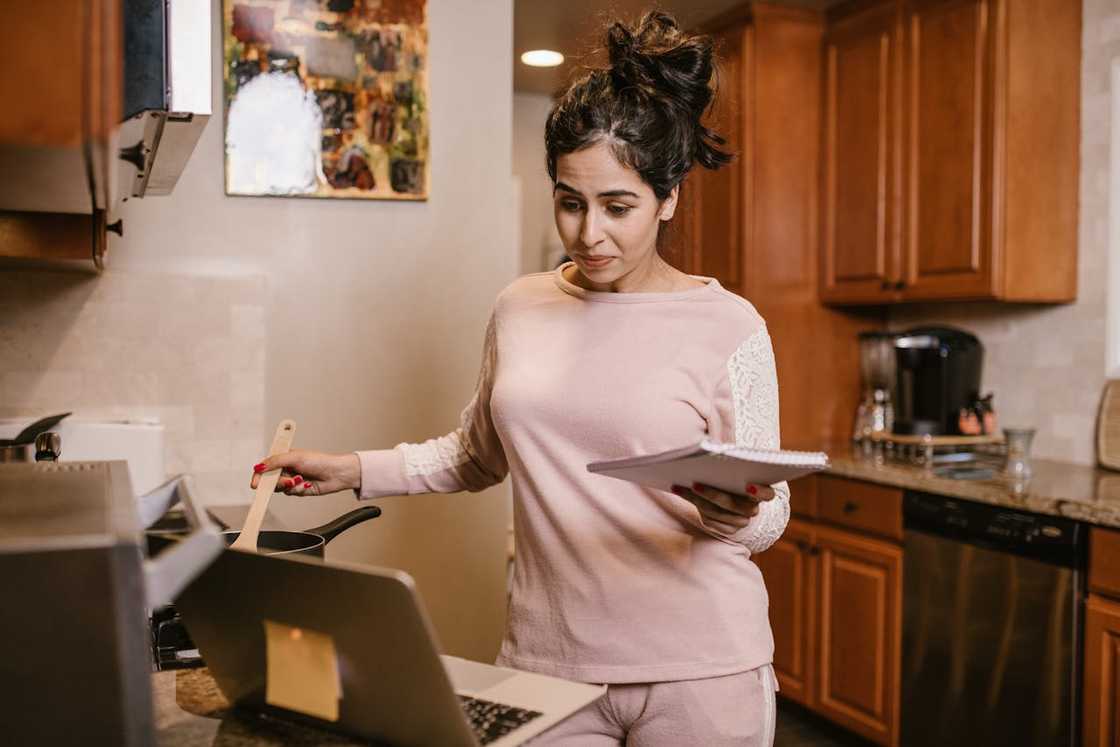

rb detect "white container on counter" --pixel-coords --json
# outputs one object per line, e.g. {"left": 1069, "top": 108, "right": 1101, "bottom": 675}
{"left": 0, "top": 417, "right": 166, "bottom": 495}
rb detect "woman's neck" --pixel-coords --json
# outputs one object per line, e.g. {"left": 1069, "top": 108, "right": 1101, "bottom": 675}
{"left": 564, "top": 253, "right": 704, "bottom": 293}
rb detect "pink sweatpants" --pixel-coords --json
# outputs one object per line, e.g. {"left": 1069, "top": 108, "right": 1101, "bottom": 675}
{"left": 528, "top": 665, "right": 778, "bottom": 746}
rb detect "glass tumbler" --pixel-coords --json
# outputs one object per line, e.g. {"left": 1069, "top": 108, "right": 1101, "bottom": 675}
{"left": 1003, "top": 427, "right": 1036, "bottom": 481}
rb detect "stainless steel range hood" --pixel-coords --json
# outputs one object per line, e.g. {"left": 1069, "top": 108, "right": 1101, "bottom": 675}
{"left": 0, "top": 0, "right": 210, "bottom": 217}
{"left": 117, "top": 0, "right": 211, "bottom": 202}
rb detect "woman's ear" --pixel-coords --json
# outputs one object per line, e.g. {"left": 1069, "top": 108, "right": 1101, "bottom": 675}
{"left": 659, "top": 185, "right": 679, "bottom": 221}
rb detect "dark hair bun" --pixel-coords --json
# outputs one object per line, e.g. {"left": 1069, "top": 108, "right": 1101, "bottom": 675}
{"left": 545, "top": 11, "right": 732, "bottom": 202}
{"left": 605, "top": 12, "right": 731, "bottom": 172}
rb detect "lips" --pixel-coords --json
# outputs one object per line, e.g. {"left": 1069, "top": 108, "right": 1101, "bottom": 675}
{"left": 578, "top": 255, "right": 615, "bottom": 267}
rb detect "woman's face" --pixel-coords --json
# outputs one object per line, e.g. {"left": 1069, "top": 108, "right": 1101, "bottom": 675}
{"left": 553, "top": 140, "right": 677, "bottom": 286}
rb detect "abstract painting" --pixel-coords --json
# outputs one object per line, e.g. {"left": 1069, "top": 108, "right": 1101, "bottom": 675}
{"left": 223, "top": 0, "right": 428, "bottom": 200}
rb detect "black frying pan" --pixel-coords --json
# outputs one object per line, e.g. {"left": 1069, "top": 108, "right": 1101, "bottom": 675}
{"left": 148, "top": 505, "right": 382, "bottom": 558}
{"left": 219, "top": 505, "right": 382, "bottom": 557}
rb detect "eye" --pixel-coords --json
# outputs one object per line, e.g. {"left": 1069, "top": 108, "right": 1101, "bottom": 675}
{"left": 559, "top": 199, "right": 584, "bottom": 212}
{"left": 607, "top": 203, "right": 632, "bottom": 217}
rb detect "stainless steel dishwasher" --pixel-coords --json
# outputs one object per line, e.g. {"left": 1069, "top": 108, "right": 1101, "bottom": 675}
{"left": 901, "top": 491, "right": 1085, "bottom": 746}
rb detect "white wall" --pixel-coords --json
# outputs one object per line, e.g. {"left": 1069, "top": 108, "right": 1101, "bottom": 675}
{"left": 512, "top": 92, "right": 561, "bottom": 273}
{"left": 0, "top": 0, "right": 516, "bottom": 661}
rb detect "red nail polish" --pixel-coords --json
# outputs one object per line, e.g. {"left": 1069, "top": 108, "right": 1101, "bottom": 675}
{"left": 253, "top": 463, "right": 266, "bottom": 473}
{"left": 283, "top": 478, "right": 293, "bottom": 487}
{"left": 692, "top": 483, "right": 702, "bottom": 492}
{"left": 303, "top": 482, "right": 312, "bottom": 489}
{"left": 747, "top": 485, "right": 758, "bottom": 496}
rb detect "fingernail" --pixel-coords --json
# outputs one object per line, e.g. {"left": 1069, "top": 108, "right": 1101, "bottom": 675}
{"left": 253, "top": 463, "right": 266, "bottom": 473}
{"left": 747, "top": 485, "right": 758, "bottom": 495}
{"left": 302, "top": 482, "right": 312, "bottom": 489}
{"left": 692, "top": 482, "right": 702, "bottom": 492}
{"left": 670, "top": 485, "right": 683, "bottom": 495}
{"left": 282, "top": 477, "right": 293, "bottom": 487}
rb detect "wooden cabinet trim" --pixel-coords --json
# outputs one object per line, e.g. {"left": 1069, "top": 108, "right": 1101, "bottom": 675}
{"left": 998, "top": 0, "right": 1079, "bottom": 302}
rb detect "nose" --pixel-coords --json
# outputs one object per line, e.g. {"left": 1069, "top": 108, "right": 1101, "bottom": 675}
{"left": 579, "top": 210, "right": 604, "bottom": 248}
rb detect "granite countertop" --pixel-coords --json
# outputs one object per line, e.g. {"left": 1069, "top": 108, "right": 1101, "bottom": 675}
{"left": 823, "top": 445, "right": 1120, "bottom": 529}
{"left": 153, "top": 668, "right": 364, "bottom": 747}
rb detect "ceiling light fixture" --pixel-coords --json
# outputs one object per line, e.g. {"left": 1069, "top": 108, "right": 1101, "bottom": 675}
{"left": 521, "top": 50, "right": 564, "bottom": 67}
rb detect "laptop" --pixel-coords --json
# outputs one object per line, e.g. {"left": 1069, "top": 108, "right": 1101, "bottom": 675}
{"left": 175, "top": 546, "right": 605, "bottom": 746}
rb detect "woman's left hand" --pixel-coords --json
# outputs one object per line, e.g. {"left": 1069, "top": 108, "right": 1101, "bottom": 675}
{"left": 670, "top": 482, "right": 778, "bottom": 535}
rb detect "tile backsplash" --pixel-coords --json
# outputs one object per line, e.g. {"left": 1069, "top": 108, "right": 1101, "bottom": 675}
{"left": 0, "top": 268, "right": 267, "bottom": 501}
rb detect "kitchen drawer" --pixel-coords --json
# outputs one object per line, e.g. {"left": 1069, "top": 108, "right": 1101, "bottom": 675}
{"left": 1090, "top": 527, "right": 1120, "bottom": 599}
{"left": 789, "top": 475, "right": 819, "bottom": 519}
{"left": 817, "top": 475, "right": 903, "bottom": 542}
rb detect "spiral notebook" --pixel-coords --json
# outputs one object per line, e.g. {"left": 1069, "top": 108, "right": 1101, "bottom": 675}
{"left": 586, "top": 440, "right": 830, "bottom": 495}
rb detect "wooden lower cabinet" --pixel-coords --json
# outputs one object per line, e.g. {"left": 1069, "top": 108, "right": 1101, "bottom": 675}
{"left": 1084, "top": 594, "right": 1120, "bottom": 746}
{"left": 755, "top": 515, "right": 902, "bottom": 746}
{"left": 815, "top": 524, "right": 901, "bottom": 747}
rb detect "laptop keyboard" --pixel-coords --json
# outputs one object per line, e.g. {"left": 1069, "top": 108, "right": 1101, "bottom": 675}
{"left": 458, "top": 694, "right": 543, "bottom": 745}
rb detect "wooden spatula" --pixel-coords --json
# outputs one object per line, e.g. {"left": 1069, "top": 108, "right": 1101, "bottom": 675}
{"left": 231, "top": 419, "right": 297, "bottom": 552}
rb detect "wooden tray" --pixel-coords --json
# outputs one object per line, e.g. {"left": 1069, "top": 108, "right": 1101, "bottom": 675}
{"left": 867, "top": 432, "right": 1004, "bottom": 447}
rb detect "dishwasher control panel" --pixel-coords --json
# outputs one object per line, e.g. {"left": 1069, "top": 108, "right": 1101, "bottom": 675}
{"left": 903, "top": 491, "right": 1083, "bottom": 567}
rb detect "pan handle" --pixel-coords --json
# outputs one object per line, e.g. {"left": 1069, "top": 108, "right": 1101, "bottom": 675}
{"left": 307, "top": 505, "right": 383, "bottom": 545}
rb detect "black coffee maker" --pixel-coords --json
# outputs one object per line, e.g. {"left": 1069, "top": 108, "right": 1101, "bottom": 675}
{"left": 893, "top": 326, "right": 983, "bottom": 436}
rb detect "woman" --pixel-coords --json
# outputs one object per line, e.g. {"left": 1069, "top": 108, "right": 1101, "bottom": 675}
{"left": 252, "top": 12, "right": 789, "bottom": 745}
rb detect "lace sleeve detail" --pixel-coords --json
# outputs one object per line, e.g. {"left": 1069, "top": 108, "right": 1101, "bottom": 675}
{"left": 398, "top": 432, "right": 473, "bottom": 477}
{"left": 729, "top": 327, "right": 790, "bottom": 554}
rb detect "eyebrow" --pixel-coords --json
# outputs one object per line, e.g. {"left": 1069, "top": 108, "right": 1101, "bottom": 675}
{"left": 554, "top": 182, "right": 640, "bottom": 199}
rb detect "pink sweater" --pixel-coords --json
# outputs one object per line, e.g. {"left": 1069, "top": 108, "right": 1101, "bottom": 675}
{"left": 357, "top": 263, "right": 790, "bottom": 683}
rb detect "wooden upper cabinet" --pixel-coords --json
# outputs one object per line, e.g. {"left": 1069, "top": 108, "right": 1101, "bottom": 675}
{"left": 0, "top": 0, "right": 122, "bottom": 268}
{"left": 754, "top": 518, "right": 816, "bottom": 706}
{"left": 820, "top": 1, "right": 900, "bottom": 304}
{"left": 815, "top": 523, "right": 902, "bottom": 747}
{"left": 820, "top": 0, "right": 1080, "bottom": 305}
{"left": 899, "top": 0, "right": 994, "bottom": 298}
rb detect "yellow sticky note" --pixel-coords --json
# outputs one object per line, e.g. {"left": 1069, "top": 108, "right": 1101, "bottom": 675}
{"left": 263, "top": 619, "right": 341, "bottom": 722}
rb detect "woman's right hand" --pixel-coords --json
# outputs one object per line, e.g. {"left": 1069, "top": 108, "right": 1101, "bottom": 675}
{"left": 249, "top": 449, "right": 361, "bottom": 497}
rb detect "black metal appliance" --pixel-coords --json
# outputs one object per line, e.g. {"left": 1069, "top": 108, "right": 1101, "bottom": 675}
{"left": 893, "top": 326, "right": 983, "bottom": 436}
{"left": 902, "top": 491, "right": 1084, "bottom": 746}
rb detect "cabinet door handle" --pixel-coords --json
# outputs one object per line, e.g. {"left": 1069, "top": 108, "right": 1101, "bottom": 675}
{"left": 842, "top": 501, "right": 859, "bottom": 514}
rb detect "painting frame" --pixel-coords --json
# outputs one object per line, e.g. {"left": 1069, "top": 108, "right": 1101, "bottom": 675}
{"left": 221, "top": 0, "right": 429, "bottom": 201}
